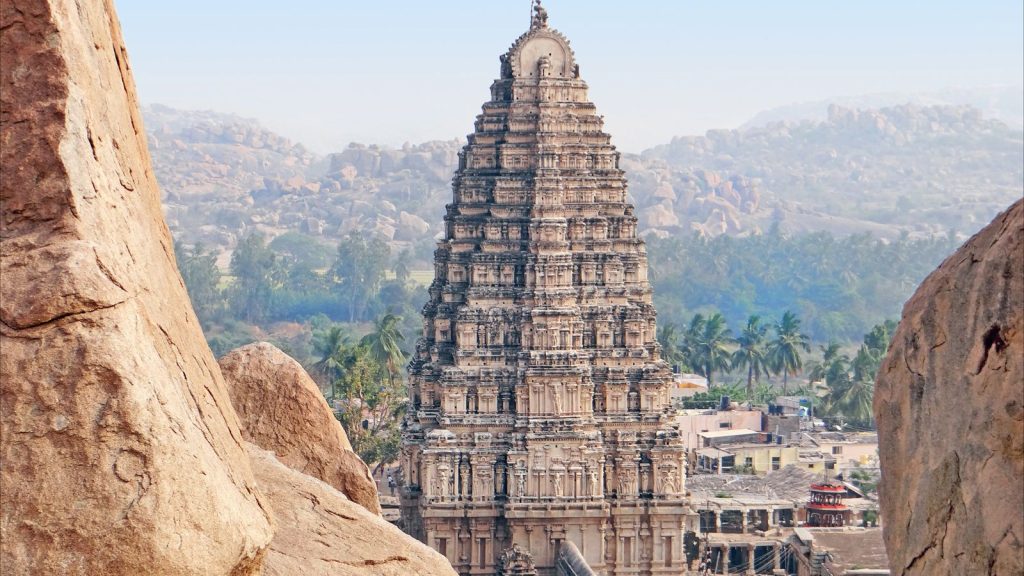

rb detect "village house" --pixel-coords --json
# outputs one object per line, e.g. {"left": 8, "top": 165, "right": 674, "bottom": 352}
{"left": 804, "top": 432, "right": 879, "bottom": 475}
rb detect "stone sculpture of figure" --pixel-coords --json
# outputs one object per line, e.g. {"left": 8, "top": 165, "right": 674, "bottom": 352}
{"left": 498, "top": 544, "right": 536, "bottom": 573}
{"left": 460, "top": 465, "right": 470, "bottom": 498}
{"left": 589, "top": 468, "right": 600, "bottom": 496}
{"left": 640, "top": 467, "right": 649, "bottom": 492}
{"left": 620, "top": 469, "right": 636, "bottom": 496}
{"left": 531, "top": 0, "right": 548, "bottom": 29}
{"left": 538, "top": 55, "right": 551, "bottom": 78}
{"left": 496, "top": 464, "right": 506, "bottom": 495}
{"left": 552, "top": 387, "right": 562, "bottom": 414}
{"left": 476, "top": 468, "right": 492, "bottom": 499}
{"left": 573, "top": 63, "right": 580, "bottom": 78}
{"left": 500, "top": 54, "right": 512, "bottom": 79}
{"left": 552, "top": 472, "right": 564, "bottom": 498}
{"left": 438, "top": 469, "right": 450, "bottom": 498}
{"left": 517, "top": 469, "right": 527, "bottom": 497}
{"left": 662, "top": 469, "right": 678, "bottom": 494}
{"left": 431, "top": 472, "right": 442, "bottom": 498}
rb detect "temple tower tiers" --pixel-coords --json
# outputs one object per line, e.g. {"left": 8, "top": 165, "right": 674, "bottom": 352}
{"left": 401, "top": 4, "right": 694, "bottom": 575}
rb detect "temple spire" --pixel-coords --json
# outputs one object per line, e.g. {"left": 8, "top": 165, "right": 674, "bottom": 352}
{"left": 400, "top": 10, "right": 690, "bottom": 574}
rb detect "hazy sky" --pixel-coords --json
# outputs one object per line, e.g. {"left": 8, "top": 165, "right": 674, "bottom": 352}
{"left": 117, "top": 0, "right": 1024, "bottom": 153}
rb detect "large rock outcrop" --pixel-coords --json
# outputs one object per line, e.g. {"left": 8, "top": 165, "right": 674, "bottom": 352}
{"left": 248, "top": 444, "right": 457, "bottom": 576}
{"left": 875, "top": 199, "right": 1023, "bottom": 575}
{"left": 0, "top": 0, "right": 274, "bottom": 573}
{"left": 219, "top": 342, "right": 382, "bottom": 515}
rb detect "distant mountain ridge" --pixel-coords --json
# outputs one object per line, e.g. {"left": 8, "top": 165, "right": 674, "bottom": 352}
{"left": 741, "top": 85, "right": 1024, "bottom": 130}
{"left": 146, "top": 101, "right": 1023, "bottom": 263}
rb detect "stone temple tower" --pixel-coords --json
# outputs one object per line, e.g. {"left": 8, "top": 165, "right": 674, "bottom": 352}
{"left": 400, "top": 3, "right": 692, "bottom": 575}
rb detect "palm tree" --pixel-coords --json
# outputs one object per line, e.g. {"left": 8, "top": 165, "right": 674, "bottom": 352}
{"left": 698, "top": 312, "right": 734, "bottom": 387}
{"left": 767, "top": 311, "right": 811, "bottom": 394}
{"left": 657, "top": 323, "right": 686, "bottom": 370}
{"left": 360, "top": 313, "right": 407, "bottom": 388}
{"left": 819, "top": 351, "right": 853, "bottom": 419}
{"left": 807, "top": 341, "right": 843, "bottom": 384}
{"left": 819, "top": 345, "right": 876, "bottom": 427}
{"left": 312, "top": 325, "right": 350, "bottom": 394}
{"left": 681, "top": 314, "right": 706, "bottom": 371}
{"left": 731, "top": 315, "right": 771, "bottom": 401}
{"left": 843, "top": 379, "right": 875, "bottom": 426}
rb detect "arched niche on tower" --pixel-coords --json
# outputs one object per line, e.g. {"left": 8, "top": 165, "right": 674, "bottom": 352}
{"left": 508, "top": 29, "right": 576, "bottom": 79}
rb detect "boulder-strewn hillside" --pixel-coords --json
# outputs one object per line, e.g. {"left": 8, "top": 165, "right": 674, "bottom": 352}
{"left": 148, "top": 105, "right": 457, "bottom": 258}
{"left": 146, "top": 105, "right": 318, "bottom": 199}
{"left": 149, "top": 102, "right": 1023, "bottom": 262}
{"left": 638, "top": 103, "right": 1023, "bottom": 238}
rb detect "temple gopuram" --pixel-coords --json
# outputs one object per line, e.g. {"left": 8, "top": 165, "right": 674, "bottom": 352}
{"left": 400, "top": 3, "right": 694, "bottom": 574}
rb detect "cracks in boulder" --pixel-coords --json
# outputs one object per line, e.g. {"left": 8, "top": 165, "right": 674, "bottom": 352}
{"left": 108, "top": 33, "right": 141, "bottom": 140}
{"left": 353, "top": 556, "right": 411, "bottom": 566}
{"left": 937, "top": 455, "right": 963, "bottom": 565}
{"left": 0, "top": 3, "right": 26, "bottom": 34}
{"left": 86, "top": 124, "right": 99, "bottom": 161}
{"left": 157, "top": 323, "right": 262, "bottom": 508}
{"left": 903, "top": 346, "right": 926, "bottom": 411}
{"left": 322, "top": 507, "right": 358, "bottom": 522}
{"left": 114, "top": 448, "right": 152, "bottom": 521}
{"left": 93, "top": 249, "right": 128, "bottom": 293}
{"left": 270, "top": 548, "right": 410, "bottom": 567}
{"left": 904, "top": 452, "right": 964, "bottom": 574}
{"left": 0, "top": 294, "right": 132, "bottom": 333}
{"left": 974, "top": 324, "right": 1007, "bottom": 375}
{"left": 316, "top": 555, "right": 411, "bottom": 567}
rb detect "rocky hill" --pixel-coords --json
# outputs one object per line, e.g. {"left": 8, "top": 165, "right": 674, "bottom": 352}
{"left": 637, "top": 103, "right": 1023, "bottom": 238}
{"left": 149, "top": 102, "right": 1022, "bottom": 263}
{"left": 148, "top": 105, "right": 458, "bottom": 261}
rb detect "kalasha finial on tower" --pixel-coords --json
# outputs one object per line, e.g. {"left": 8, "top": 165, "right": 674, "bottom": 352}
{"left": 531, "top": 0, "right": 548, "bottom": 29}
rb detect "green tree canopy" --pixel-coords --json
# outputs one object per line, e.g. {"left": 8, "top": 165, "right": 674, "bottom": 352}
{"left": 330, "top": 335, "right": 407, "bottom": 467}
{"left": 332, "top": 233, "right": 391, "bottom": 322}
{"left": 174, "top": 240, "right": 223, "bottom": 327}
{"left": 229, "top": 232, "right": 283, "bottom": 324}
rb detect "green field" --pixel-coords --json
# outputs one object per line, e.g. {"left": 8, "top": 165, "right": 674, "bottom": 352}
{"left": 409, "top": 270, "right": 434, "bottom": 287}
